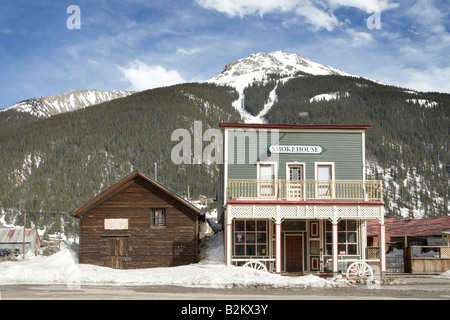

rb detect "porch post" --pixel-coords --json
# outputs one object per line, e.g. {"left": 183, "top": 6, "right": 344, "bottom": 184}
{"left": 275, "top": 222, "right": 282, "bottom": 273}
{"left": 379, "top": 214, "right": 386, "bottom": 277}
{"left": 226, "top": 223, "right": 232, "bottom": 266}
{"left": 275, "top": 205, "right": 282, "bottom": 273}
{"left": 226, "top": 206, "right": 232, "bottom": 266}
{"left": 332, "top": 221, "right": 338, "bottom": 275}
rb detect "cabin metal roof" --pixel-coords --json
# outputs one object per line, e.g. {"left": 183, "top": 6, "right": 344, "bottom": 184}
{"left": 0, "top": 228, "right": 40, "bottom": 244}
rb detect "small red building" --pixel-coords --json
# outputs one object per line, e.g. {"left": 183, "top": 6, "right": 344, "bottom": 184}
{"left": 71, "top": 171, "right": 204, "bottom": 269}
{"left": 367, "top": 216, "right": 450, "bottom": 273}
{"left": 367, "top": 216, "right": 450, "bottom": 246}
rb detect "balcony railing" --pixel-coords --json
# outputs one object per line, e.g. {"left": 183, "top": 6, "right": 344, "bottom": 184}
{"left": 228, "top": 179, "right": 383, "bottom": 201}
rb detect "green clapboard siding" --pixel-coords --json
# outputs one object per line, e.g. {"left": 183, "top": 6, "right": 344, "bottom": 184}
{"left": 227, "top": 129, "right": 363, "bottom": 180}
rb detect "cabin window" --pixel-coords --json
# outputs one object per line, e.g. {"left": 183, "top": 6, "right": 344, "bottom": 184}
{"left": 233, "top": 220, "right": 268, "bottom": 256}
{"left": 152, "top": 208, "right": 166, "bottom": 227}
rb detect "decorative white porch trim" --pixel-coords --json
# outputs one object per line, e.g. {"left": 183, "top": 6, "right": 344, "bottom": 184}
{"left": 226, "top": 203, "right": 384, "bottom": 224}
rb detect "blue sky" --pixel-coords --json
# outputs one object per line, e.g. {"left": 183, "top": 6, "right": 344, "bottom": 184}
{"left": 1, "top": 0, "right": 449, "bottom": 109}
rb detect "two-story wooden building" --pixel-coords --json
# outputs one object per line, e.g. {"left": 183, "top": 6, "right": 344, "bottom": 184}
{"left": 218, "top": 123, "right": 386, "bottom": 277}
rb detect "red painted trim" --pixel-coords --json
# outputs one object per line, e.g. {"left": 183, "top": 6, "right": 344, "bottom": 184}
{"left": 220, "top": 123, "right": 371, "bottom": 130}
{"left": 227, "top": 200, "right": 384, "bottom": 206}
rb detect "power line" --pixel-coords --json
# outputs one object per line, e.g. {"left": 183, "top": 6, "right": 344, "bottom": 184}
{"left": 0, "top": 207, "right": 71, "bottom": 215}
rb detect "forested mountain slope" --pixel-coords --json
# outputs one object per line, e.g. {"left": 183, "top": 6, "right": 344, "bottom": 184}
{"left": 0, "top": 83, "right": 240, "bottom": 237}
{"left": 0, "top": 52, "right": 448, "bottom": 239}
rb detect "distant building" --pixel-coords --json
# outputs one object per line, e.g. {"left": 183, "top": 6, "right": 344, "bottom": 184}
{"left": 367, "top": 216, "right": 450, "bottom": 273}
{"left": 71, "top": 170, "right": 204, "bottom": 269}
{"left": 0, "top": 228, "right": 40, "bottom": 255}
{"left": 367, "top": 216, "right": 450, "bottom": 246}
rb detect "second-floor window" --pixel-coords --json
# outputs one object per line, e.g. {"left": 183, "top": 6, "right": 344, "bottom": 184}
{"left": 316, "top": 163, "right": 335, "bottom": 199}
{"left": 258, "top": 162, "right": 276, "bottom": 197}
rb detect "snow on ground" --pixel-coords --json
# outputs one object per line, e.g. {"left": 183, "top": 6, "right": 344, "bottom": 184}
{"left": 436, "top": 270, "right": 450, "bottom": 279}
{"left": 406, "top": 99, "right": 438, "bottom": 109}
{"left": 310, "top": 92, "right": 350, "bottom": 103}
{"left": 0, "top": 232, "right": 348, "bottom": 289}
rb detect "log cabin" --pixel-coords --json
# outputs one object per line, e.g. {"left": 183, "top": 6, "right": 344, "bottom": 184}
{"left": 71, "top": 170, "right": 204, "bottom": 269}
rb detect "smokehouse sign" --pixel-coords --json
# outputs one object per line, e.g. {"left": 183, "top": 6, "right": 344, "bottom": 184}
{"left": 268, "top": 145, "right": 324, "bottom": 154}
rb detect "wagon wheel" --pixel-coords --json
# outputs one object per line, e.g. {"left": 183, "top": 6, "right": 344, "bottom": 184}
{"left": 243, "top": 261, "right": 268, "bottom": 272}
{"left": 346, "top": 261, "right": 374, "bottom": 281}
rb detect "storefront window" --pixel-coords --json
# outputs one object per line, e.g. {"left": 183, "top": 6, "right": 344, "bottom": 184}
{"left": 234, "top": 220, "right": 268, "bottom": 256}
{"left": 325, "top": 220, "right": 358, "bottom": 255}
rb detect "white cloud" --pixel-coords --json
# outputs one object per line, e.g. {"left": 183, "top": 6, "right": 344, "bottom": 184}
{"left": 195, "top": 0, "right": 298, "bottom": 18}
{"left": 346, "top": 29, "right": 374, "bottom": 47}
{"left": 87, "top": 59, "right": 101, "bottom": 70}
{"left": 177, "top": 47, "right": 201, "bottom": 56}
{"left": 195, "top": 0, "right": 399, "bottom": 31}
{"left": 406, "top": 0, "right": 446, "bottom": 35}
{"left": 196, "top": 0, "right": 340, "bottom": 30}
{"left": 119, "top": 60, "right": 186, "bottom": 91}
{"left": 401, "top": 66, "right": 450, "bottom": 93}
{"left": 294, "top": 2, "right": 340, "bottom": 32}
{"left": 326, "top": 0, "right": 399, "bottom": 11}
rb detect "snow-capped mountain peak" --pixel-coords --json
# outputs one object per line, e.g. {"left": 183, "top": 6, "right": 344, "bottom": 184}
{"left": 2, "top": 89, "right": 135, "bottom": 118}
{"left": 208, "top": 50, "right": 354, "bottom": 88}
{"left": 206, "top": 51, "right": 355, "bottom": 123}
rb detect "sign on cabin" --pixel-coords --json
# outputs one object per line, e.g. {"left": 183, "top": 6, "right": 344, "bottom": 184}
{"left": 104, "top": 219, "right": 129, "bottom": 230}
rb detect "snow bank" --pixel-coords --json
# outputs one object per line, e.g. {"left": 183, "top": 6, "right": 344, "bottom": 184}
{"left": 0, "top": 233, "right": 348, "bottom": 289}
{"left": 436, "top": 270, "right": 450, "bottom": 279}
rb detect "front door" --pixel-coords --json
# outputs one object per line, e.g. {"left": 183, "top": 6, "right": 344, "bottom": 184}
{"left": 288, "top": 164, "right": 304, "bottom": 199}
{"left": 285, "top": 235, "right": 303, "bottom": 272}
{"left": 105, "top": 236, "right": 129, "bottom": 269}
